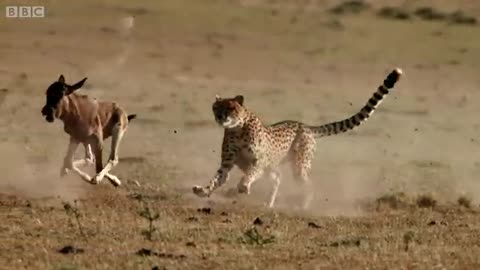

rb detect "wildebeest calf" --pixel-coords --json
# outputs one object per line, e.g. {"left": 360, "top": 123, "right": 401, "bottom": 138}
{"left": 41, "top": 75, "right": 136, "bottom": 186}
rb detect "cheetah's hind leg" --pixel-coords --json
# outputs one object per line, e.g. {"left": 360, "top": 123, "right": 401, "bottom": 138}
{"left": 267, "top": 169, "right": 281, "bottom": 208}
{"left": 291, "top": 134, "right": 316, "bottom": 210}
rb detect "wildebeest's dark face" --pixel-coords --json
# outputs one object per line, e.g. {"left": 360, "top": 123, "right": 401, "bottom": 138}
{"left": 41, "top": 75, "right": 87, "bottom": 123}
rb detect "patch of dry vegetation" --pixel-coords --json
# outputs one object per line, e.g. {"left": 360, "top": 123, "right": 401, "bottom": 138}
{"left": 376, "top": 5, "right": 477, "bottom": 25}
{"left": 416, "top": 194, "right": 437, "bottom": 208}
{"left": 1, "top": 186, "right": 480, "bottom": 269}
{"left": 329, "top": 1, "right": 370, "bottom": 15}
{"left": 372, "top": 192, "right": 443, "bottom": 211}
{"left": 457, "top": 195, "right": 472, "bottom": 208}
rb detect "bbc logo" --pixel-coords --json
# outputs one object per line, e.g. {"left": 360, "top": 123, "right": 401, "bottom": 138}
{"left": 5, "top": 6, "right": 45, "bottom": 18}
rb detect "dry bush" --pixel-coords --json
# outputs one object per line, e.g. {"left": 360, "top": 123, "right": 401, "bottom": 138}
{"left": 413, "top": 7, "right": 477, "bottom": 25}
{"left": 377, "top": 7, "right": 411, "bottom": 20}
{"left": 414, "top": 7, "right": 447, "bottom": 21}
{"left": 457, "top": 196, "right": 472, "bottom": 208}
{"left": 416, "top": 194, "right": 437, "bottom": 208}
{"left": 373, "top": 192, "right": 441, "bottom": 211}
{"left": 375, "top": 192, "right": 410, "bottom": 210}
{"left": 448, "top": 11, "right": 477, "bottom": 25}
{"left": 240, "top": 226, "right": 276, "bottom": 246}
{"left": 330, "top": 1, "right": 370, "bottom": 15}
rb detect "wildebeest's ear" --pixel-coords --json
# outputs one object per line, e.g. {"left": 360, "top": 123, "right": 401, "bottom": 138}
{"left": 66, "top": 77, "right": 87, "bottom": 94}
{"left": 58, "top": 75, "right": 65, "bottom": 84}
{"left": 215, "top": 94, "right": 221, "bottom": 101}
{"left": 234, "top": 95, "right": 244, "bottom": 106}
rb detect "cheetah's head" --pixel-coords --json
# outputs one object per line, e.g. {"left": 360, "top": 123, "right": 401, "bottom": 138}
{"left": 212, "top": 95, "right": 247, "bottom": 129}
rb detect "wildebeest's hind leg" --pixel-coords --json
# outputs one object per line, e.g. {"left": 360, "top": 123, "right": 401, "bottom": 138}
{"left": 92, "top": 124, "right": 124, "bottom": 187}
{"left": 104, "top": 173, "right": 121, "bottom": 186}
{"left": 61, "top": 137, "right": 93, "bottom": 183}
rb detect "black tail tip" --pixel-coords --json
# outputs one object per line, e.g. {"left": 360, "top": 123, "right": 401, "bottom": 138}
{"left": 127, "top": 114, "right": 137, "bottom": 122}
{"left": 384, "top": 68, "right": 403, "bottom": 88}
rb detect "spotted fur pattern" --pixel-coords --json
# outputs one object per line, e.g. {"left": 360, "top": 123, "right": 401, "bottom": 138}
{"left": 193, "top": 68, "right": 403, "bottom": 208}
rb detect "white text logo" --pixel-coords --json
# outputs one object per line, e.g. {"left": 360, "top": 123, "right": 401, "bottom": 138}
{"left": 6, "top": 6, "right": 45, "bottom": 18}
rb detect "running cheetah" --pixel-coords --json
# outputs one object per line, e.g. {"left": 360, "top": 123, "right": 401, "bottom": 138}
{"left": 193, "top": 68, "right": 402, "bottom": 208}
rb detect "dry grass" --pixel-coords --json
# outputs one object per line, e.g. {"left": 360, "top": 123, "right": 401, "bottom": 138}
{"left": 2, "top": 188, "right": 480, "bottom": 269}
{"left": 458, "top": 195, "right": 472, "bottom": 208}
{"left": 416, "top": 194, "right": 437, "bottom": 208}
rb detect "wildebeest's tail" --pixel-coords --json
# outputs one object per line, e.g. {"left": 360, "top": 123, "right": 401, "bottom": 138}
{"left": 127, "top": 114, "right": 137, "bottom": 122}
{"left": 308, "top": 68, "right": 402, "bottom": 137}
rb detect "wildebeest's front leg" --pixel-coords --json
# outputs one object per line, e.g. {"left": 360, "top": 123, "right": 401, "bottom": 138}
{"left": 72, "top": 143, "right": 94, "bottom": 168}
{"left": 89, "top": 134, "right": 104, "bottom": 185}
{"left": 61, "top": 137, "right": 92, "bottom": 183}
{"left": 60, "top": 137, "right": 78, "bottom": 177}
{"left": 73, "top": 142, "right": 120, "bottom": 186}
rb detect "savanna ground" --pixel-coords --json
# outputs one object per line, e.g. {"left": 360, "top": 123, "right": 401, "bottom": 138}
{"left": 1, "top": 0, "right": 480, "bottom": 269}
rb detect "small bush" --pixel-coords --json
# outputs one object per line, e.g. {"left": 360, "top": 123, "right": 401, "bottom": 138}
{"left": 240, "top": 227, "right": 276, "bottom": 246}
{"left": 457, "top": 196, "right": 472, "bottom": 208}
{"left": 376, "top": 192, "right": 409, "bottom": 209}
{"left": 63, "top": 201, "right": 88, "bottom": 240}
{"left": 138, "top": 204, "right": 160, "bottom": 241}
{"left": 330, "top": 238, "right": 362, "bottom": 247}
{"left": 414, "top": 7, "right": 447, "bottom": 21}
{"left": 448, "top": 11, "right": 477, "bottom": 25}
{"left": 416, "top": 194, "right": 437, "bottom": 208}
{"left": 330, "top": 1, "right": 370, "bottom": 15}
{"left": 377, "top": 7, "right": 411, "bottom": 20}
{"left": 403, "top": 231, "right": 415, "bottom": 251}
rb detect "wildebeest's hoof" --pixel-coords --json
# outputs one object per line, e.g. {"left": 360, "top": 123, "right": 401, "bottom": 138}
{"left": 60, "top": 167, "right": 69, "bottom": 178}
{"left": 90, "top": 176, "right": 101, "bottom": 185}
{"left": 108, "top": 178, "right": 121, "bottom": 187}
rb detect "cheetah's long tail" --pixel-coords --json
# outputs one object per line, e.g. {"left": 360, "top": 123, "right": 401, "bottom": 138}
{"left": 308, "top": 68, "right": 402, "bottom": 137}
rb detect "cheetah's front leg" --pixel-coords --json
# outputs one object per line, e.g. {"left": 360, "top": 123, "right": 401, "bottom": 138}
{"left": 193, "top": 136, "right": 238, "bottom": 198}
{"left": 192, "top": 164, "right": 233, "bottom": 197}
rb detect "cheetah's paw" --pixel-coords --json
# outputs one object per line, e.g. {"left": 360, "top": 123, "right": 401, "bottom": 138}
{"left": 192, "top": 185, "right": 210, "bottom": 197}
{"left": 237, "top": 183, "right": 250, "bottom": 194}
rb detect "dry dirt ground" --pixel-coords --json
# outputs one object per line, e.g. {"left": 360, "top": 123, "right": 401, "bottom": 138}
{"left": 2, "top": 0, "right": 480, "bottom": 269}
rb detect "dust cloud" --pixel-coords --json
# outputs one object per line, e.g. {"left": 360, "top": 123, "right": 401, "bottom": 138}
{"left": 0, "top": 142, "right": 86, "bottom": 201}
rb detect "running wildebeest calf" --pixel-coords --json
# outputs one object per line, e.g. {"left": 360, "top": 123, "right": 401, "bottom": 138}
{"left": 41, "top": 75, "right": 136, "bottom": 186}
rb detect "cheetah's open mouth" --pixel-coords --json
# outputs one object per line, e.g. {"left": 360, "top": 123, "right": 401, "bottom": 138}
{"left": 217, "top": 117, "right": 239, "bottom": 128}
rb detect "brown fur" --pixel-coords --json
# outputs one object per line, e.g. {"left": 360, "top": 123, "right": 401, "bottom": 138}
{"left": 56, "top": 93, "right": 130, "bottom": 141}
{"left": 193, "top": 68, "right": 403, "bottom": 209}
{"left": 41, "top": 75, "right": 136, "bottom": 186}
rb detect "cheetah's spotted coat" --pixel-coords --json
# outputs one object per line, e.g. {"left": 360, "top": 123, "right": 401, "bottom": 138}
{"left": 193, "top": 68, "right": 403, "bottom": 208}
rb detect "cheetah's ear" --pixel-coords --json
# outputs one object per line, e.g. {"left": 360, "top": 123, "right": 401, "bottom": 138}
{"left": 234, "top": 95, "right": 244, "bottom": 106}
{"left": 215, "top": 94, "right": 221, "bottom": 101}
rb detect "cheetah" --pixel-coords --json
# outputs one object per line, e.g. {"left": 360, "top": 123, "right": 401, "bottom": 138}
{"left": 192, "top": 68, "right": 402, "bottom": 209}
